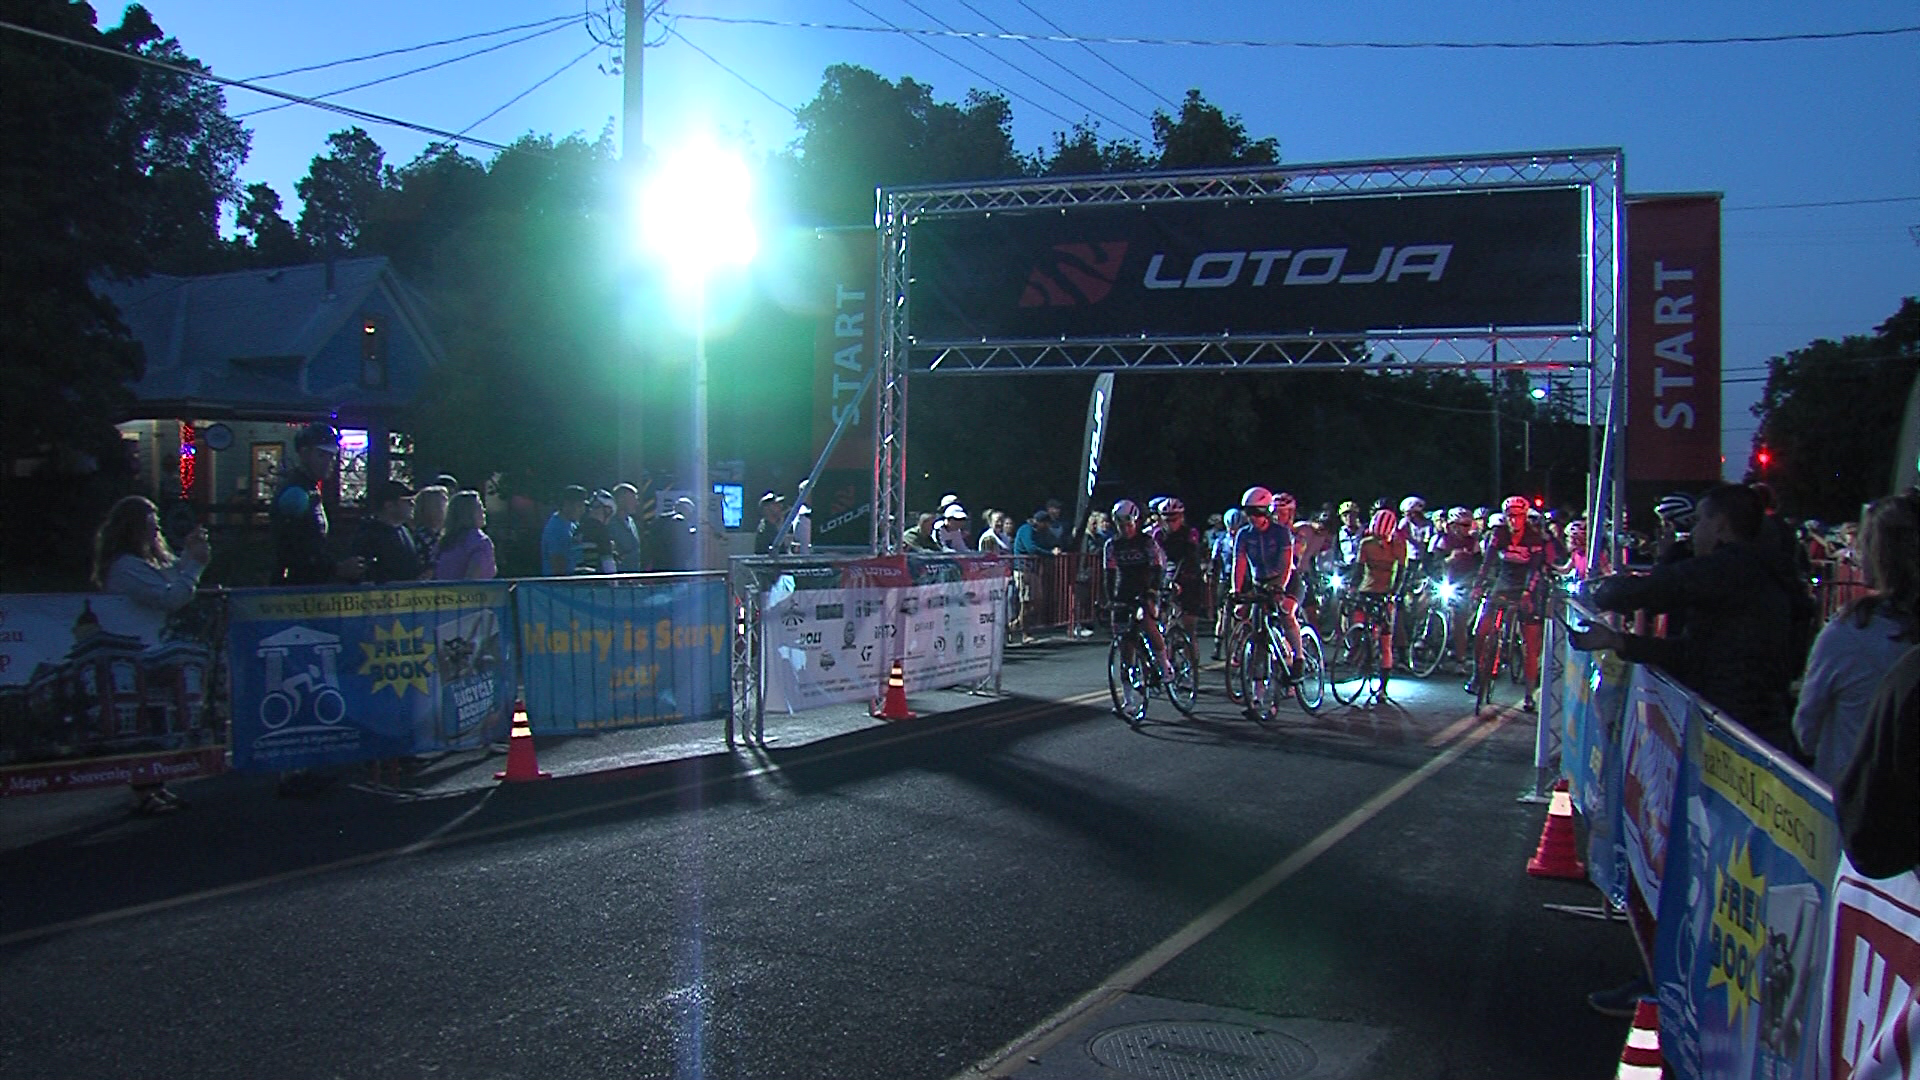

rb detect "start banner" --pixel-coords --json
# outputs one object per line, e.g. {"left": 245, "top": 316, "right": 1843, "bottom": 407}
{"left": 0, "top": 592, "right": 227, "bottom": 797}
{"left": 226, "top": 584, "right": 515, "bottom": 771}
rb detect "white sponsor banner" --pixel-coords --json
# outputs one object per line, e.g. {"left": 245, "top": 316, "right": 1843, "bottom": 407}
{"left": 1822, "top": 859, "right": 1920, "bottom": 1080}
{"left": 762, "top": 579, "right": 1003, "bottom": 714}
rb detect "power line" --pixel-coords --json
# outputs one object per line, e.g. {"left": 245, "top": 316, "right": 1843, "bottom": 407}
{"left": 235, "top": 20, "right": 585, "bottom": 120}
{"left": 0, "top": 18, "right": 519, "bottom": 153}
{"left": 1723, "top": 195, "right": 1920, "bottom": 211}
{"left": 1014, "top": 0, "right": 1175, "bottom": 110}
{"left": 952, "top": 0, "right": 1152, "bottom": 128}
{"left": 841, "top": 0, "right": 1075, "bottom": 129}
{"left": 460, "top": 43, "right": 601, "bottom": 136}
{"left": 894, "top": 0, "right": 1144, "bottom": 140}
{"left": 243, "top": 13, "right": 587, "bottom": 81}
{"left": 661, "top": 11, "right": 1920, "bottom": 50}
{"left": 661, "top": 23, "right": 797, "bottom": 117}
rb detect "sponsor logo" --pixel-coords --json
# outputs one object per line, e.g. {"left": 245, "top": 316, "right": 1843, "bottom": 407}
{"left": 780, "top": 608, "right": 805, "bottom": 628}
{"left": 963, "top": 591, "right": 978, "bottom": 604}
{"left": 796, "top": 631, "right": 823, "bottom": 647}
{"left": 1141, "top": 244, "right": 1452, "bottom": 291}
{"left": 1018, "top": 241, "right": 1129, "bottom": 308}
{"left": 979, "top": 612, "right": 996, "bottom": 625}
{"left": 973, "top": 634, "right": 988, "bottom": 651}
{"left": 859, "top": 644, "right": 874, "bottom": 662}
{"left": 855, "top": 599, "right": 884, "bottom": 619}
{"left": 873, "top": 624, "right": 898, "bottom": 639}
{"left": 901, "top": 596, "right": 920, "bottom": 615}
{"left": 934, "top": 636, "right": 946, "bottom": 652}
{"left": 912, "top": 620, "right": 937, "bottom": 634}
{"left": 815, "top": 603, "right": 844, "bottom": 620}
{"left": 841, "top": 620, "right": 858, "bottom": 650}
{"left": 819, "top": 650, "right": 836, "bottom": 671}
{"left": 926, "top": 594, "right": 948, "bottom": 610}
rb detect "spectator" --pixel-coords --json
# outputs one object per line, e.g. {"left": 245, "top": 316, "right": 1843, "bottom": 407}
{"left": 1204, "top": 512, "right": 1226, "bottom": 555}
{"left": 433, "top": 490, "right": 497, "bottom": 580}
{"left": 1571, "top": 483, "right": 1800, "bottom": 754}
{"left": 541, "top": 485, "right": 589, "bottom": 576}
{"left": 754, "top": 491, "right": 787, "bottom": 555}
{"left": 1835, "top": 644, "right": 1920, "bottom": 878}
{"left": 576, "top": 489, "right": 617, "bottom": 573}
{"left": 271, "top": 421, "right": 364, "bottom": 586}
{"left": 93, "top": 495, "right": 209, "bottom": 814}
{"left": 1075, "top": 511, "right": 1114, "bottom": 637}
{"left": 902, "top": 512, "right": 938, "bottom": 552}
{"left": 1045, "top": 498, "right": 1068, "bottom": 548}
{"left": 978, "top": 511, "right": 1014, "bottom": 555}
{"left": 610, "top": 483, "right": 645, "bottom": 572}
{"left": 412, "top": 485, "right": 449, "bottom": 576}
{"left": 790, "top": 503, "right": 812, "bottom": 555}
{"left": 1792, "top": 492, "right": 1919, "bottom": 785}
{"left": 935, "top": 503, "right": 971, "bottom": 551}
{"left": 353, "top": 480, "right": 422, "bottom": 585}
{"left": 1014, "top": 509, "right": 1061, "bottom": 556}
{"left": 1652, "top": 492, "right": 1696, "bottom": 567}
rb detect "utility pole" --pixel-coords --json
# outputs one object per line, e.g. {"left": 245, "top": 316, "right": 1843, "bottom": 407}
{"left": 1490, "top": 342, "right": 1502, "bottom": 505}
{"left": 616, "top": 0, "right": 646, "bottom": 487}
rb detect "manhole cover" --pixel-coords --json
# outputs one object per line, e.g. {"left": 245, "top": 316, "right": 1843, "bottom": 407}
{"left": 1087, "top": 1020, "right": 1317, "bottom": 1080}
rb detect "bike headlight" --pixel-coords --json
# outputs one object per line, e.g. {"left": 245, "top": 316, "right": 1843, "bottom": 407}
{"left": 1327, "top": 574, "right": 1342, "bottom": 593}
{"left": 1436, "top": 581, "right": 1459, "bottom": 603}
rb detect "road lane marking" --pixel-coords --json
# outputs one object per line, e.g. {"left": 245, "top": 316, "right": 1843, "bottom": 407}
{"left": 952, "top": 709, "right": 1510, "bottom": 1079}
{"left": 0, "top": 692, "right": 1110, "bottom": 949}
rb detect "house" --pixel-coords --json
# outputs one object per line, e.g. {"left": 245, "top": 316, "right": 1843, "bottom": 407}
{"left": 97, "top": 257, "right": 447, "bottom": 514}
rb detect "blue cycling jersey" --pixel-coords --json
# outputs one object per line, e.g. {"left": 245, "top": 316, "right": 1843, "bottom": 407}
{"left": 1232, "top": 521, "right": 1295, "bottom": 590}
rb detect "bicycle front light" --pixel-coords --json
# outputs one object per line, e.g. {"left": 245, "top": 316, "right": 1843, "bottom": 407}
{"left": 1436, "top": 580, "right": 1460, "bottom": 604}
{"left": 1327, "top": 574, "right": 1342, "bottom": 593}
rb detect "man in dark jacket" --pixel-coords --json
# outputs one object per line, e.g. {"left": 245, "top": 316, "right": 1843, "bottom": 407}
{"left": 272, "top": 422, "right": 364, "bottom": 586}
{"left": 1569, "top": 483, "right": 1799, "bottom": 754}
{"left": 353, "top": 480, "right": 422, "bottom": 583}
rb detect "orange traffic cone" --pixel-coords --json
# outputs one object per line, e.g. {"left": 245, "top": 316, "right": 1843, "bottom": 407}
{"left": 1526, "top": 778, "right": 1586, "bottom": 879}
{"left": 871, "top": 659, "right": 916, "bottom": 720}
{"left": 493, "top": 701, "right": 550, "bottom": 782}
{"left": 1616, "top": 999, "right": 1662, "bottom": 1079}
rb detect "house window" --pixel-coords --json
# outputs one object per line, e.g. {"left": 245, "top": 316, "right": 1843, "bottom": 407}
{"left": 252, "top": 443, "right": 284, "bottom": 502}
{"left": 387, "top": 431, "right": 413, "bottom": 488}
{"left": 360, "top": 317, "right": 387, "bottom": 389}
{"left": 339, "top": 429, "right": 370, "bottom": 504}
{"left": 110, "top": 661, "right": 136, "bottom": 696}
{"left": 116, "top": 703, "right": 139, "bottom": 736}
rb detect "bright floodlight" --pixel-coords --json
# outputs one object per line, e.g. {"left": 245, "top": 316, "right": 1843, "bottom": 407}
{"left": 1530, "top": 386, "right": 1549, "bottom": 400}
{"left": 639, "top": 139, "right": 758, "bottom": 284}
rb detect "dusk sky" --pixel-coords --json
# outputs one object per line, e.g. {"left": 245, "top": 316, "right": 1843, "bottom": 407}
{"left": 129, "top": 1, "right": 1919, "bottom": 477}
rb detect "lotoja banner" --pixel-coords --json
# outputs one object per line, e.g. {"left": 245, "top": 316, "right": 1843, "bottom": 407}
{"left": 1072, "top": 372, "right": 1116, "bottom": 543}
{"left": 226, "top": 584, "right": 515, "bottom": 771}
{"left": 0, "top": 592, "right": 227, "bottom": 797}
{"left": 516, "top": 576, "right": 730, "bottom": 733}
{"left": 1625, "top": 194, "right": 1723, "bottom": 487}
{"left": 809, "top": 227, "right": 879, "bottom": 547}
{"left": 904, "top": 187, "right": 1586, "bottom": 344}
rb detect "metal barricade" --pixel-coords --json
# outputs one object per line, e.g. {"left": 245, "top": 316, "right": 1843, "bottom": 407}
{"left": 1009, "top": 552, "right": 1104, "bottom": 637}
{"left": 1812, "top": 557, "right": 1870, "bottom": 621}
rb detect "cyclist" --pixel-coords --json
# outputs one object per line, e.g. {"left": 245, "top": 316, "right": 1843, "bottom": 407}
{"left": 1210, "top": 508, "right": 1246, "bottom": 657}
{"left": 1104, "top": 499, "right": 1174, "bottom": 682}
{"left": 1290, "top": 504, "right": 1335, "bottom": 629}
{"left": 1336, "top": 500, "right": 1366, "bottom": 568}
{"left": 1231, "top": 486, "right": 1304, "bottom": 672}
{"left": 1149, "top": 496, "right": 1206, "bottom": 676}
{"left": 1354, "top": 508, "right": 1408, "bottom": 699}
{"left": 1466, "top": 494, "right": 1553, "bottom": 711}
{"left": 1434, "top": 507, "right": 1483, "bottom": 671}
{"left": 1399, "top": 496, "right": 1437, "bottom": 559}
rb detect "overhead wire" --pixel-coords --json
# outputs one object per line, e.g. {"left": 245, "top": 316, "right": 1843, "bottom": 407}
{"left": 242, "top": 13, "right": 587, "bottom": 81}
{"left": 1013, "top": 0, "right": 1175, "bottom": 110}
{"left": 659, "top": 12, "right": 1920, "bottom": 51}
{"left": 1723, "top": 194, "right": 1920, "bottom": 211}
{"left": 660, "top": 23, "right": 798, "bottom": 117}
{"left": 948, "top": 0, "right": 1152, "bottom": 134}
{"left": 459, "top": 43, "right": 602, "bottom": 136}
{"left": 0, "top": 17, "right": 520, "bottom": 153}
{"left": 841, "top": 0, "right": 1075, "bottom": 129}
{"left": 235, "top": 19, "right": 585, "bottom": 120}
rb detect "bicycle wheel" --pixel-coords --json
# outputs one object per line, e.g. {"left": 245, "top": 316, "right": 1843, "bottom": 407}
{"left": 1293, "top": 624, "right": 1327, "bottom": 713}
{"left": 1407, "top": 607, "right": 1449, "bottom": 679}
{"left": 1166, "top": 626, "right": 1198, "bottom": 716}
{"left": 1330, "top": 624, "right": 1375, "bottom": 706}
{"left": 1224, "top": 620, "right": 1251, "bottom": 704}
{"left": 1473, "top": 622, "right": 1498, "bottom": 715}
{"left": 1107, "top": 633, "right": 1148, "bottom": 721}
{"left": 1243, "top": 633, "right": 1280, "bottom": 722}
{"left": 1505, "top": 617, "right": 1525, "bottom": 685}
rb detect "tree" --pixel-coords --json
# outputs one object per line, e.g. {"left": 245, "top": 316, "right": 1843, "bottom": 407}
{"left": 1150, "top": 89, "right": 1279, "bottom": 170}
{"left": 1032, "top": 121, "right": 1149, "bottom": 176}
{"left": 295, "top": 127, "right": 391, "bottom": 254}
{"left": 235, "top": 181, "right": 304, "bottom": 265}
{"left": 1749, "top": 297, "right": 1919, "bottom": 519}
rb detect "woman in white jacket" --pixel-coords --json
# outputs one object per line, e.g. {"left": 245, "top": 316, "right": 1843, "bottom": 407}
{"left": 92, "top": 495, "right": 211, "bottom": 813}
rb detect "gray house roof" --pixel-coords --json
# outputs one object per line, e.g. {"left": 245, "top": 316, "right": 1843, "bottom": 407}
{"left": 98, "top": 257, "right": 446, "bottom": 418}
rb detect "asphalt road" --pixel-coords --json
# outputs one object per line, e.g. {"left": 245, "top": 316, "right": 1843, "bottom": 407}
{"left": 0, "top": 635, "right": 1642, "bottom": 1079}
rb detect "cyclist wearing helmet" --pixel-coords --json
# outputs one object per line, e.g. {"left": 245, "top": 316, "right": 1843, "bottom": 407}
{"left": 1654, "top": 492, "right": 1696, "bottom": 567}
{"left": 1434, "top": 507, "right": 1483, "bottom": 671}
{"left": 1356, "top": 507, "right": 1409, "bottom": 698}
{"left": 1399, "top": 496, "right": 1436, "bottom": 559}
{"left": 1149, "top": 496, "right": 1205, "bottom": 674}
{"left": 1105, "top": 499, "right": 1174, "bottom": 680}
{"left": 1335, "top": 500, "right": 1366, "bottom": 570}
{"left": 1466, "top": 495, "right": 1554, "bottom": 710}
{"left": 1232, "top": 486, "right": 1306, "bottom": 667}
{"left": 1210, "top": 508, "right": 1246, "bottom": 656}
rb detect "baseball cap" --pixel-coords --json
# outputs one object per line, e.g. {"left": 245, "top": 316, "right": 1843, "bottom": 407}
{"left": 294, "top": 421, "right": 339, "bottom": 451}
{"left": 371, "top": 479, "right": 416, "bottom": 507}
{"left": 590, "top": 489, "right": 615, "bottom": 509}
{"left": 942, "top": 504, "right": 968, "bottom": 520}
{"left": 561, "top": 484, "right": 589, "bottom": 503}
{"left": 761, "top": 490, "right": 785, "bottom": 504}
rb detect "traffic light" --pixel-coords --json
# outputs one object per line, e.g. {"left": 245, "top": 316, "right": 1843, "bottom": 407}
{"left": 1756, "top": 446, "right": 1772, "bottom": 470}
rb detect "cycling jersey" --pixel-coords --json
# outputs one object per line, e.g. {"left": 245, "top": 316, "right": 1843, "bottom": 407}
{"left": 1105, "top": 531, "right": 1168, "bottom": 601}
{"left": 1473, "top": 520, "right": 1552, "bottom": 598}
{"left": 1231, "top": 521, "right": 1295, "bottom": 592}
{"left": 1433, "top": 527, "right": 1481, "bottom": 581}
{"left": 1358, "top": 533, "right": 1407, "bottom": 594}
{"left": 1151, "top": 523, "right": 1205, "bottom": 595}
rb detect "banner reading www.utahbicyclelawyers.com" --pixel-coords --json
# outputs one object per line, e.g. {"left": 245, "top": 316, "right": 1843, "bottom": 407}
{"left": 0, "top": 592, "right": 227, "bottom": 797}
{"left": 515, "top": 576, "right": 730, "bottom": 733}
{"left": 226, "top": 584, "right": 515, "bottom": 771}
{"left": 759, "top": 556, "right": 1008, "bottom": 714}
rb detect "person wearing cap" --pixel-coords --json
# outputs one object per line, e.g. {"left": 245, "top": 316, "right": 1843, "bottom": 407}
{"left": 754, "top": 491, "right": 787, "bottom": 555}
{"left": 901, "top": 511, "right": 938, "bottom": 553}
{"left": 352, "top": 479, "right": 422, "bottom": 584}
{"left": 934, "top": 502, "right": 971, "bottom": 551}
{"left": 541, "top": 485, "right": 590, "bottom": 576}
{"left": 610, "top": 483, "right": 646, "bottom": 572}
{"left": 575, "top": 489, "right": 618, "bottom": 573}
{"left": 272, "top": 421, "right": 364, "bottom": 586}
{"left": 790, "top": 502, "right": 813, "bottom": 555}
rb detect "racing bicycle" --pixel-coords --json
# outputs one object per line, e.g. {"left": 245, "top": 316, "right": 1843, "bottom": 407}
{"left": 1107, "top": 599, "right": 1197, "bottom": 722}
{"left": 1225, "top": 588, "right": 1326, "bottom": 719}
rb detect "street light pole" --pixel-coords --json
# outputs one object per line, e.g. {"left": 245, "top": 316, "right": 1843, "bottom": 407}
{"left": 617, "top": 0, "right": 647, "bottom": 485}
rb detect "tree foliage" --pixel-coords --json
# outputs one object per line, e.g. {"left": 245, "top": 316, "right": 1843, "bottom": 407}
{"left": 1749, "top": 297, "right": 1919, "bottom": 519}
{"left": 1150, "top": 89, "right": 1279, "bottom": 170}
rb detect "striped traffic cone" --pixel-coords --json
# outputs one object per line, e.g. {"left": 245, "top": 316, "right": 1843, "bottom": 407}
{"left": 493, "top": 701, "right": 550, "bottom": 782}
{"left": 1616, "top": 999, "right": 1662, "bottom": 1079}
{"left": 1526, "top": 778, "right": 1587, "bottom": 879}
{"left": 871, "top": 659, "right": 916, "bottom": 720}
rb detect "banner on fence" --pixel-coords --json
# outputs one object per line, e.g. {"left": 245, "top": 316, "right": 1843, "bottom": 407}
{"left": 1559, "top": 638, "right": 1633, "bottom": 904}
{"left": 1823, "top": 861, "right": 1920, "bottom": 1080}
{"left": 226, "top": 584, "right": 514, "bottom": 770}
{"left": 517, "top": 577, "right": 729, "bottom": 733}
{"left": 761, "top": 561, "right": 1007, "bottom": 713}
{"left": 1622, "top": 665, "right": 1689, "bottom": 911}
{"left": 1655, "top": 709, "right": 1840, "bottom": 1080}
{"left": 0, "top": 592, "right": 227, "bottom": 796}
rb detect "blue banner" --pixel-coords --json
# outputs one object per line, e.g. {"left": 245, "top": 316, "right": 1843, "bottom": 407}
{"left": 1621, "top": 666, "right": 1689, "bottom": 912}
{"left": 517, "top": 577, "right": 729, "bottom": 734}
{"left": 1655, "top": 708, "right": 1840, "bottom": 1080}
{"left": 1560, "top": 638, "right": 1632, "bottom": 905}
{"left": 227, "top": 584, "right": 515, "bottom": 771}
